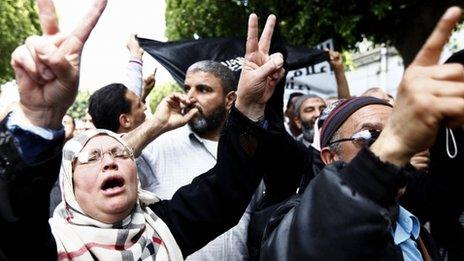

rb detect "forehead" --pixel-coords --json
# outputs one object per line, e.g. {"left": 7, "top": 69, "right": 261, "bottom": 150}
{"left": 81, "top": 135, "right": 124, "bottom": 151}
{"left": 185, "top": 71, "right": 223, "bottom": 89}
{"left": 341, "top": 105, "right": 392, "bottom": 133}
{"left": 301, "top": 98, "right": 325, "bottom": 108}
{"left": 124, "top": 90, "right": 139, "bottom": 104}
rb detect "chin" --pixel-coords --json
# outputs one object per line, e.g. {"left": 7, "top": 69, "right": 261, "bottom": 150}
{"left": 106, "top": 195, "right": 136, "bottom": 214}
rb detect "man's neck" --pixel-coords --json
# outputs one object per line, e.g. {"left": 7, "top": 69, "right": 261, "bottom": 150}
{"left": 196, "top": 129, "right": 220, "bottom": 141}
{"left": 117, "top": 126, "right": 132, "bottom": 134}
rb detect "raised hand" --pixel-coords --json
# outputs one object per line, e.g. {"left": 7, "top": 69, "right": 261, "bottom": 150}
{"left": 153, "top": 93, "right": 199, "bottom": 132}
{"left": 371, "top": 7, "right": 464, "bottom": 166}
{"left": 235, "top": 14, "right": 285, "bottom": 121}
{"left": 127, "top": 34, "right": 144, "bottom": 59}
{"left": 327, "top": 49, "right": 343, "bottom": 70}
{"left": 123, "top": 93, "right": 198, "bottom": 157}
{"left": 142, "top": 68, "right": 157, "bottom": 103}
{"left": 10, "top": 0, "right": 107, "bottom": 129}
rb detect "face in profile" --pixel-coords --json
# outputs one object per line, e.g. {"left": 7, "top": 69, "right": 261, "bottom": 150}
{"left": 124, "top": 90, "right": 146, "bottom": 130}
{"left": 83, "top": 113, "right": 96, "bottom": 131}
{"left": 72, "top": 135, "right": 138, "bottom": 224}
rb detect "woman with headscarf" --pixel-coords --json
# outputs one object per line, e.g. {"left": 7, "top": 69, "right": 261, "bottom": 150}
{"left": 2, "top": 101, "right": 268, "bottom": 260}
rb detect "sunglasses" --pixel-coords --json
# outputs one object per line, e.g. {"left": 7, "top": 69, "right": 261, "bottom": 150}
{"left": 327, "top": 129, "right": 381, "bottom": 147}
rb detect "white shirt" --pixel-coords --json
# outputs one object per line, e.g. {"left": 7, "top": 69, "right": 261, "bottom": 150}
{"left": 140, "top": 125, "right": 249, "bottom": 261}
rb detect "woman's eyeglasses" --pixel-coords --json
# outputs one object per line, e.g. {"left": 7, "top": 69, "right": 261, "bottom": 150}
{"left": 74, "top": 146, "right": 134, "bottom": 166}
{"left": 327, "top": 129, "right": 381, "bottom": 147}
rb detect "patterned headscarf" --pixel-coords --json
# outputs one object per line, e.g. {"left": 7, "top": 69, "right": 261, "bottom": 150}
{"left": 49, "top": 129, "right": 183, "bottom": 260}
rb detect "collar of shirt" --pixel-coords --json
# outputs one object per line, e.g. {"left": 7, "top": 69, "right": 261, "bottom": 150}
{"left": 393, "top": 205, "right": 420, "bottom": 245}
{"left": 188, "top": 127, "right": 217, "bottom": 159}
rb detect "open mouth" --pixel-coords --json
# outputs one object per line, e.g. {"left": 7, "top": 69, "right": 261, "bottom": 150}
{"left": 101, "top": 176, "right": 125, "bottom": 192}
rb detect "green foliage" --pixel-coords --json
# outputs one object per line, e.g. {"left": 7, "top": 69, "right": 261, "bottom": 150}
{"left": 67, "top": 90, "right": 91, "bottom": 120}
{"left": 165, "top": 0, "right": 462, "bottom": 65}
{"left": 0, "top": 0, "right": 40, "bottom": 84}
{"left": 166, "top": 0, "right": 247, "bottom": 40}
{"left": 148, "top": 82, "right": 184, "bottom": 112}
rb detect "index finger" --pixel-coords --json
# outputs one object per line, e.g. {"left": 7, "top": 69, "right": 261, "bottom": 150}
{"left": 258, "top": 14, "right": 276, "bottom": 54}
{"left": 37, "top": 0, "right": 59, "bottom": 35}
{"left": 413, "top": 6, "right": 461, "bottom": 66}
{"left": 246, "top": 14, "right": 259, "bottom": 57}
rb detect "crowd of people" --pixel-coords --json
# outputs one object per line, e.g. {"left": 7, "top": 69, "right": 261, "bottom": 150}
{"left": 1, "top": 0, "right": 464, "bottom": 260}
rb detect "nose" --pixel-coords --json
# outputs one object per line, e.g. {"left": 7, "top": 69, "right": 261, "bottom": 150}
{"left": 187, "top": 88, "right": 196, "bottom": 99}
{"left": 101, "top": 153, "right": 118, "bottom": 172}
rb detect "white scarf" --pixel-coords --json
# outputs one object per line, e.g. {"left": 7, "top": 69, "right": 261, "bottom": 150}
{"left": 49, "top": 129, "right": 183, "bottom": 260}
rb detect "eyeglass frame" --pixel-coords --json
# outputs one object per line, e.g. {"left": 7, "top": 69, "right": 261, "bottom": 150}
{"left": 327, "top": 129, "right": 381, "bottom": 147}
{"left": 72, "top": 145, "right": 135, "bottom": 168}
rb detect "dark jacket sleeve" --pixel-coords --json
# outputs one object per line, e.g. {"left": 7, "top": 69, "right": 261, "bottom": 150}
{"left": 428, "top": 127, "right": 464, "bottom": 259}
{"left": 0, "top": 117, "right": 61, "bottom": 260}
{"left": 261, "top": 147, "right": 408, "bottom": 260}
{"left": 149, "top": 106, "right": 277, "bottom": 257}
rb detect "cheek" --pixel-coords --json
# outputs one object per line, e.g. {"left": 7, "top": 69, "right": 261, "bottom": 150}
{"left": 202, "top": 94, "right": 222, "bottom": 108}
{"left": 73, "top": 171, "right": 97, "bottom": 193}
{"left": 125, "top": 161, "right": 139, "bottom": 188}
{"left": 339, "top": 143, "right": 360, "bottom": 162}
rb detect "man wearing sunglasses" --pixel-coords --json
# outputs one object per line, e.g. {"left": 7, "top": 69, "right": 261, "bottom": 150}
{"left": 254, "top": 7, "right": 464, "bottom": 260}
{"left": 319, "top": 97, "right": 389, "bottom": 164}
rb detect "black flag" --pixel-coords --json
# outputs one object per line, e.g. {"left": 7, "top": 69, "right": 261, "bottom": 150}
{"left": 138, "top": 37, "right": 328, "bottom": 87}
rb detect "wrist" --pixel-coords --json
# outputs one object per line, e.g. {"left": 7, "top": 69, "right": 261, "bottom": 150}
{"left": 148, "top": 116, "right": 169, "bottom": 136}
{"left": 369, "top": 128, "right": 413, "bottom": 167}
{"left": 129, "top": 53, "right": 143, "bottom": 60}
{"left": 235, "top": 99, "right": 265, "bottom": 122}
{"left": 333, "top": 65, "right": 345, "bottom": 73}
{"left": 18, "top": 104, "right": 64, "bottom": 129}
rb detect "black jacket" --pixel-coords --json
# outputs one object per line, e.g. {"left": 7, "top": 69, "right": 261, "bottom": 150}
{"left": 0, "top": 107, "right": 275, "bottom": 260}
{"left": 260, "top": 146, "right": 441, "bottom": 260}
{"left": 259, "top": 124, "right": 464, "bottom": 260}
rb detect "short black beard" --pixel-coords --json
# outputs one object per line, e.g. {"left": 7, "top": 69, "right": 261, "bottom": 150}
{"left": 301, "top": 121, "right": 315, "bottom": 143}
{"left": 188, "top": 105, "right": 227, "bottom": 136}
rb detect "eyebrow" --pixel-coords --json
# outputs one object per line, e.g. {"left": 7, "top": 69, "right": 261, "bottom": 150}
{"left": 357, "top": 122, "right": 383, "bottom": 132}
{"left": 196, "top": 84, "right": 213, "bottom": 90}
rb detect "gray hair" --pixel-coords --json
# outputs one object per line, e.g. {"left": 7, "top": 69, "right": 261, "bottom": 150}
{"left": 186, "top": 60, "right": 238, "bottom": 94}
{"left": 328, "top": 128, "right": 343, "bottom": 155}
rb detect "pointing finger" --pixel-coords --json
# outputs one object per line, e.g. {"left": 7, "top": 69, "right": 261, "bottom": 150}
{"left": 413, "top": 7, "right": 461, "bottom": 66}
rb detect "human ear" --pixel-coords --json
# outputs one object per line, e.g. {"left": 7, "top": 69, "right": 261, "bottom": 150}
{"left": 320, "top": 147, "right": 340, "bottom": 165}
{"left": 119, "top": 114, "right": 131, "bottom": 129}
{"left": 225, "top": 91, "right": 237, "bottom": 110}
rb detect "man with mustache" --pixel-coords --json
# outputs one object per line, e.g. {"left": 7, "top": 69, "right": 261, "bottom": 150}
{"left": 293, "top": 94, "right": 326, "bottom": 147}
{"left": 134, "top": 60, "right": 247, "bottom": 260}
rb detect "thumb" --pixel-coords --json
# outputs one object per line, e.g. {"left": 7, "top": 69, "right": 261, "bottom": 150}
{"left": 255, "top": 53, "right": 284, "bottom": 80}
{"left": 183, "top": 107, "right": 199, "bottom": 123}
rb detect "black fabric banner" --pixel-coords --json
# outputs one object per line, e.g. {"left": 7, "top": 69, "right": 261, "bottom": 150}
{"left": 138, "top": 37, "right": 328, "bottom": 87}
